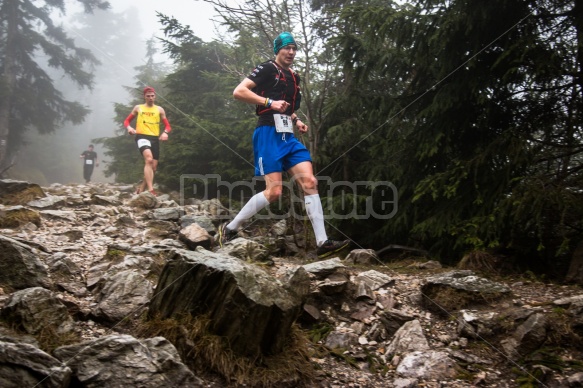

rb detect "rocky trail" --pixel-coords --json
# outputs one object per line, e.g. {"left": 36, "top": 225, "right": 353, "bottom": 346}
{"left": 0, "top": 181, "right": 582, "bottom": 388}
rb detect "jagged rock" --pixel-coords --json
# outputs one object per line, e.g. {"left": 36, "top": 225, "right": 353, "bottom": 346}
{"left": 457, "top": 309, "right": 500, "bottom": 339}
{"left": 324, "top": 330, "right": 359, "bottom": 349}
{"left": 345, "top": 249, "right": 379, "bottom": 265}
{"left": 421, "top": 270, "right": 511, "bottom": 314}
{"left": 350, "top": 301, "right": 377, "bottom": 322}
{"left": 39, "top": 210, "right": 77, "bottom": 222}
{"left": 354, "top": 269, "right": 394, "bottom": 290}
{"left": 180, "top": 213, "right": 215, "bottom": 232}
{"left": 0, "top": 287, "right": 75, "bottom": 336}
{"left": 179, "top": 222, "right": 213, "bottom": 250}
{"left": 355, "top": 278, "right": 375, "bottom": 300}
{"left": 53, "top": 335, "right": 202, "bottom": 387}
{"left": 0, "top": 339, "right": 71, "bottom": 388}
{"left": 386, "top": 319, "right": 430, "bottom": 358}
{"left": 148, "top": 247, "right": 303, "bottom": 358}
{"left": 270, "top": 219, "right": 288, "bottom": 236}
{"left": 91, "top": 194, "right": 122, "bottom": 206}
{"left": 276, "top": 265, "right": 311, "bottom": 302}
{"left": 301, "top": 304, "right": 322, "bottom": 322}
{"left": 379, "top": 308, "right": 415, "bottom": 337}
{"left": 392, "top": 377, "right": 418, "bottom": 388}
{"left": 64, "top": 193, "right": 87, "bottom": 207}
{"left": 150, "top": 207, "right": 184, "bottom": 221}
{"left": 0, "top": 179, "right": 46, "bottom": 205}
{"left": 448, "top": 349, "right": 493, "bottom": 365}
{"left": 45, "top": 252, "right": 82, "bottom": 277}
{"left": 396, "top": 350, "right": 458, "bottom": 380}
{"left": 317, "top": 274, "right": 349, "bottom": 296}
{"left": 500, "top": 312, "right": 548, "bottom": 360}
{"left": 0, "top": 205, "right": 41, "bottom": 228}
{"left": 27, "top": 195, "right": 66, "bottom": 209}
{"left": 145, "top": 219, "right": 179, "bottom": 239}
{"left": 90, "top": 269, "right": 153, "bottom": 324}
{"left": 0, "top": 235, "right": 51, "bottom": 290}
{"left": 217, "top": 236, "right": 269, "bottom": 261}
{"left": 303, "top": 257, "right": 346, "bottom": 279}
{"left": 198, "top": 198, "right": 229, "bottom": 217}
{"left": 554, "top": 294, "right": 583, "bottom": 307}
{"left": 128, "top": 192, "right": 158, "bottom": 209}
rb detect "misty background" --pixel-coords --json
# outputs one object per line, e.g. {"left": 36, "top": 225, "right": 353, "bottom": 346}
{"left": 10, "top": 0, "right": 219, "bottom": 185}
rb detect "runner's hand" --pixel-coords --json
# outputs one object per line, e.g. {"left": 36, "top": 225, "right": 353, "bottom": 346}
{"left": 296, "top": 119, "right": 308, "bottom": 133}
{"left": 272, "top": 100, "right": 289, "bottom": 113}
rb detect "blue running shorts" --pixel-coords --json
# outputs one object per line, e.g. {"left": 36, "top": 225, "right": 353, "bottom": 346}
{"left": 253, "top": 125, "right": 312, "bottom": 176}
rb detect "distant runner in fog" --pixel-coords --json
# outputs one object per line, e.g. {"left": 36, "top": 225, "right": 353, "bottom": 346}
{"left": 123, "top": 86, "right": 171, "bottom": 196}
{"left": 80, "top": 144, "right": 98, "bottom": 183}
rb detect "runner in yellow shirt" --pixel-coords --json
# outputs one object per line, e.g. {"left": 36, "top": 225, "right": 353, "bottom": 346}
{"left": 123, "top": 86, "right": 171, "bottom": 196}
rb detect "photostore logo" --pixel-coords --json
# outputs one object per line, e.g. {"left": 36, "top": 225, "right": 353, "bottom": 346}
{"left": 180, "top": 174, "right": 398, "bottom": 220}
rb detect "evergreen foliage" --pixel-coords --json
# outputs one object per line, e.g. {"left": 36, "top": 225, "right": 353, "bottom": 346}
{"left": 0, "top": 0, "right": 110, "bottom": 173}
{"left": 323, "top": 0, "right": 583, "bottom": 274}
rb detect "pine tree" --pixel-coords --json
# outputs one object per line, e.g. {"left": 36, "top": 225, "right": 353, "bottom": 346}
{"left": 0, "top": 0, "right": 110, "bottom": 175}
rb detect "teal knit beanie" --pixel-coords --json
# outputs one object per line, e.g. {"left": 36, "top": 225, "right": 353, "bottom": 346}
{"left": 273, "top": 32, "right": 296, "bottom": 54}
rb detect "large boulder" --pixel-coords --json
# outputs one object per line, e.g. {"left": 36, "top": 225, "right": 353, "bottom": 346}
{"left": 421, "top": 270, "right": 511, "bottom": 314}
{"left": 148, "top": 247, "right": 303, "bottom": 358}
{"left": 0, "top": 235, "right": 51, "bottom": 291}
{"left": 53, "top": 335, "right": 202, "bottom": 387}
{"left": 0, "top": 339, "right": 71, "bottom": 388}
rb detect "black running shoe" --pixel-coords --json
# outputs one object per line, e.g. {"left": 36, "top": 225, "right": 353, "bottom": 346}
{"left": 316, "top": 239, "right": 351, "bottom": 259}
{"left": 217, "top": 223, "right": 238, "bottom": 247}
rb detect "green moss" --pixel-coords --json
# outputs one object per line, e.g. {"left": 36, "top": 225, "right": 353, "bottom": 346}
{"left": 0, "top": 208, "right": 41, "bottom": 228}
{"left": 103, "top": 249, "right": 126, "bottom": 264}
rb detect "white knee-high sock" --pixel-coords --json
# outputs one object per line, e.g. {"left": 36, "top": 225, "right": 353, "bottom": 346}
{"left": 227, "top": 192, "right": 270, "bottom": 230}
{"left": 304, "top": 193, "right": 328, "bottom": 246}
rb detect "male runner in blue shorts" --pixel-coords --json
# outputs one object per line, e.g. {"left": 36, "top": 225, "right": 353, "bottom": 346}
{"left": 219, "top": 32, "right": 350, "bottom": 259}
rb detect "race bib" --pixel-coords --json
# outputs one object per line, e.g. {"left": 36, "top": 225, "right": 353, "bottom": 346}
{"left": 85, "top": 160, "right": 93, "bottom": 165}
{"left": 274, "top": 114, "right": 293, "bottom": 133}
{"left": 137, "top": 139, "right": 152, "bottom": 148}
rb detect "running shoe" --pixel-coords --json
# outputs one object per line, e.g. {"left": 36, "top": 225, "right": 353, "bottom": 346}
{"left": 316, "top": 239, "right": 351, "bottom": 259}
{"left": 217, "top": 223, "right": 238, "bottom": 247}
{"left": 148, "top": 189, "right": 157, "bottom": 197}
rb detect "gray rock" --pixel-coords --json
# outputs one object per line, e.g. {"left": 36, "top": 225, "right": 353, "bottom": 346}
{"left": 217, "top": 236, "right": 269, "bottom": 261}
{"left": 396, "top": 350, "right": 458, "bottom": 380}
{"left": 345, "top": 249, "right": 380, "bottom": 265}
{"left": 53, "top": 334, "right": 202, "bottom": 387}
{"left": 179, "top": 223, "right": 213, "bottom": 250}
{"left": 0, "top": 235, "right": 51, "bottom": 290}
{"left": 386, "top": 319, "right": 430, "bottom": 358}
{"left": 148, "top": 247, "right": 303, "bottom": 358}
{"left": 0, "top": 339, "right": 71, "bottom": 388}
{"left": 1, "top": 287, "right": 75, "bottom": 336}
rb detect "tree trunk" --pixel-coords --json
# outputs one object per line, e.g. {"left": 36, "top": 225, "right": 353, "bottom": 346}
{"left": 0, "top": 2, "right": 17, "bottom": 172}
{"left": 566, "top": 240, "right": 583, "bottom": 284}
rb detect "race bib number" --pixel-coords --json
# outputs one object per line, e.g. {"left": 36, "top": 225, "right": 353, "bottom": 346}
{"left": 274, "top": 114, "right": 293, "bottom": 133}
{"left": 85, "top": 160, "right": 93, "bottom": 165}
{"left": 137, "top": 139, "right": 152, "bottom": 148}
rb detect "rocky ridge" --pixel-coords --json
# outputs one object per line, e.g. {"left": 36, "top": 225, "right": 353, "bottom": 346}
{"left": 0, "top": 181, "right": 582, "bottom": 387}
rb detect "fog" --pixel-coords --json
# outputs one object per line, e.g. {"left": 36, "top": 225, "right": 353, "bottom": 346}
{"left": 12, "top": 0, "right": 220, "bottom": 185}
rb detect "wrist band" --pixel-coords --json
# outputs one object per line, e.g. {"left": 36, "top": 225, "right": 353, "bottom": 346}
{"left": 292, "top": 117, "right": 299, "bottom": 125}
{"left": 264, "top": 98, "right": 269, "bottom": 107}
